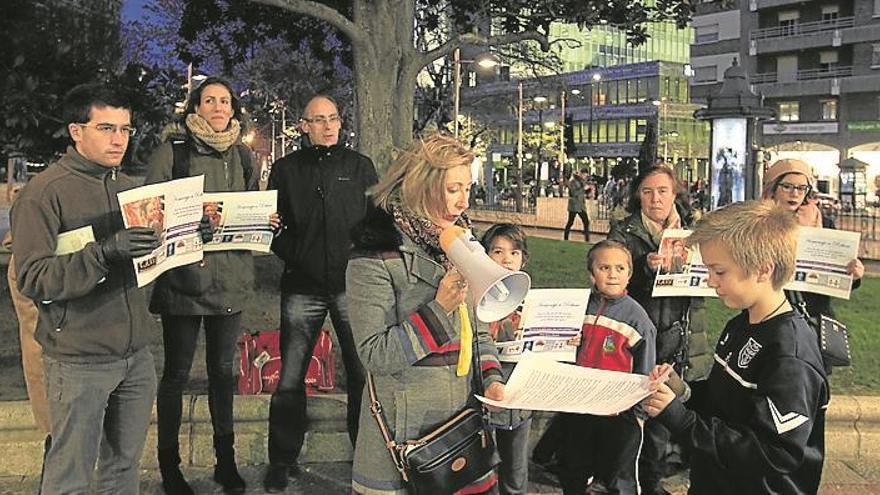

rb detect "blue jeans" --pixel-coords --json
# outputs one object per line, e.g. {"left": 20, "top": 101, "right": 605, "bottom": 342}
{"left": 41, "top": 347, "right": 157, "bottom": 495}
{"left": 156, "top": 314, "right": 241, "bottom": 449}
{"left": 268, "top": 291, "right": 365, "bottom": 466}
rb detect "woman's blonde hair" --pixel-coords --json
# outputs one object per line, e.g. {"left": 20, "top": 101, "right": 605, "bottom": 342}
{"left": 687, "top": 200, "right": 798, "bottom": 290}
{"left": 371, "top": 132, "right": 475, "bottom": 220}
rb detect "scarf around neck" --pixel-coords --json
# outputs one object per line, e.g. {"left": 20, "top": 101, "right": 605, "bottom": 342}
{"left": 387, "top": 201, "right": 470, "bottom": 270}
{"left": 641, "top": 205, "right": 682, "bottom": 245}
{"left": 185, "top": 113, "right": 241, "bottom": 153}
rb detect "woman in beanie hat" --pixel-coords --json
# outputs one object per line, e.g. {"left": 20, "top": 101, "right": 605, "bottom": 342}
{"left": 763, "top": 158, "right": 864, "bottom": 371}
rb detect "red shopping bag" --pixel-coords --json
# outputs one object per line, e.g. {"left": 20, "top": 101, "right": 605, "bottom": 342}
{"left": 237, "top": 330, "right": 281, "bottom": 395}
{"left": 305, "top": 328, "right": 336, "bottom": 394}
{"left": 238, "top": 328, "right": 337, "bottom": 395}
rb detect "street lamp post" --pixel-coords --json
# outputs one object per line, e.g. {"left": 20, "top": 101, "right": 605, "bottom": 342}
{"left": 588, "top": 73, "right": 601, "bottom": 154}
{"left": 516, "top": 82, "right": 524, "bottom": 212}
{"left": 532, "top": 95, "right": 548, "bottom": 197}
{"left": 452, "top": 48, "right": 500, "bottom": 138}
{"left": 653, "top": 98, "right": 669, "bottom": 163}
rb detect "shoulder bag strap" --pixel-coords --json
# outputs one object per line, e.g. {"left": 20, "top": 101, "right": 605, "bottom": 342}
{"left": 367, "top": 373, "right": 409, "bottom": 481}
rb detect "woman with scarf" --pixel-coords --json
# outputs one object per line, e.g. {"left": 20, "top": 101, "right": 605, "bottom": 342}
{"left": 347, "top": 132, "right": 505, "bottom": 494}
{"left": 762, "top": 158, "right": 864, "bottom": 372}
{"left": 145, "top": 77, "right": 278, "bottom": 495}
{"left": 607, "top": 164, "right": 713, "bottom": 495}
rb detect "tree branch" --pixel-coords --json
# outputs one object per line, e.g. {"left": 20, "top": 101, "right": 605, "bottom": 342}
{"left": 248, "top": 0, "right": 366, "bottom": 47}
{"left": 418, "top": 30, "right": 550, "bottom": 69}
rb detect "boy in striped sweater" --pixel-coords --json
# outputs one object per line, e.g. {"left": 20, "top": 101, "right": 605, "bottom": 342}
{"left": 557, "top": 240, "right": 657, "bottom": 495}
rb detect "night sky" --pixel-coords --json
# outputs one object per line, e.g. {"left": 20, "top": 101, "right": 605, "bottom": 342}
{"left": 121, "top": 0, "right": 149, "bottom": 22}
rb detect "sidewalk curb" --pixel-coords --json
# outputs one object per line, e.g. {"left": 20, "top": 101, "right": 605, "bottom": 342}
{"left": 0, "top": 393, "right": 878, "bottom": 477}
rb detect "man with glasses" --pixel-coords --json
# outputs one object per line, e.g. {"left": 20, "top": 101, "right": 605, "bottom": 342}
{"left": 11, "top": 83, "right": 160, "bottom": 494}
{"left": 264, "top": 94, "right": 378, "bottom": 492}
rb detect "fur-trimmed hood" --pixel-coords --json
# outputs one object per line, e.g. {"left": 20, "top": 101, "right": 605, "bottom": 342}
{"left": 350, "top": 205, "right": 402, "bottom": 254}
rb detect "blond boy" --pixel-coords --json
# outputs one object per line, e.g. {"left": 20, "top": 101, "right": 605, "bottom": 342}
{"left": 643, "top": 200, "right": 828, "bottom": 494}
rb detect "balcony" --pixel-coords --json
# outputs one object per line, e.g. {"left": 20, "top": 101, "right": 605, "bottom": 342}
{"left": 750, "top": 17, "right": 854, "bottom": 41}
{"left": 751, "top": 66, "right": 853, "bottom": 97}
{"left": 752, "top": 66, "right": 853, "bottom": 84}
{"left": 749, "top": 18, "right": 880, "bottom": 55}
{"left": 750, "top": 17, "right": 852, "bottom": 54}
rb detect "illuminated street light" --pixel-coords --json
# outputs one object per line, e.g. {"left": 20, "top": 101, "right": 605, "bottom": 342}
{"left": 453, "top": 48, "right": 501, "bottom": 137}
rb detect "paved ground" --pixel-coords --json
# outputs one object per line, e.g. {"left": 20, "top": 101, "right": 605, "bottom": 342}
{"left": 1, "top": 459, "right": 878, "bottom": 494}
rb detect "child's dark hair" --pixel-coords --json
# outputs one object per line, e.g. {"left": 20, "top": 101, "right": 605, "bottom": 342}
{"left": 62, "top": 83, "right": 132, "bottom": 125}
{"left": 479, "top": 223, "right": 529, "bottom": 265}
{"left": 586, "top": 240, "right": 633, "bottom": 273}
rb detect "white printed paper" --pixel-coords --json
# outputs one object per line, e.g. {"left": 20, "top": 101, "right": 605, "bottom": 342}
{"left": 202, "top": 190, "right": 277, "bottom": 253}
{"left": 117, "top": 176, "right": 204, "bottom": 287}
{"left": 477, "top": 352, "right": 654, "bottom": 415}
{"left": 55, "top": 226, "right": 95, "bottom": 256}
{"left": 652, "top": 229, "right": 716, "bottom": 298}
{"left": 786, "top": 226, "right": 860, "bottom": 299}
{"left": 495, "top": 289, "right": 588, "bottom": 363}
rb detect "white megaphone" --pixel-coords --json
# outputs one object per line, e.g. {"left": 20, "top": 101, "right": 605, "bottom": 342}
{"left": 439, "top": 226, "right": 531, "bottom": 323}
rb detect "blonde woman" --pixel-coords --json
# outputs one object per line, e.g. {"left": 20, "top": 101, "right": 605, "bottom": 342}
{"left": 347, "top": 132, "right": 505, "bottom": 494}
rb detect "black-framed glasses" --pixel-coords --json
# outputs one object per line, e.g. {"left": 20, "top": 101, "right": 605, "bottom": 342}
{"left": 77, "top": 123, "right": 137, "bottom": 137}
{"left": 302, "top": 115, "right": 341, "bottom": 126}
{"left": 777, "top": 182, "right": 812, "bottom": 194}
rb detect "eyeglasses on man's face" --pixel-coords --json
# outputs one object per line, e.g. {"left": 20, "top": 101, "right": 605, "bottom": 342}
{"left": 777, "top": 182, "right": 811, "bottom": 194}
{"left": 77, "top": 123, "right": 137, "bottom": 137}
{"left": 302, "top": 115, "right": 341, "bottom": 126}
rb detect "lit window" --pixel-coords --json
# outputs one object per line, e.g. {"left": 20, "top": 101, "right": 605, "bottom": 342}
{"left": 778, "top": 101, "right": 800, "bottom": 121}
{"left": 820, "top": 99, "right": 838, "bottom": 120}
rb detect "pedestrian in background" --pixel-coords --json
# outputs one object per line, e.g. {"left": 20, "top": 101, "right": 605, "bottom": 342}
{"left": 563, "top": 168, "right": 590, "bottom": 242}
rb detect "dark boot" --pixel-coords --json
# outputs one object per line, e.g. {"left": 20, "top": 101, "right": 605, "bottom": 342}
{"left": 158, "top": 445, "right": 194, "bottom": 495}
{"left": 213, "top": 434, "right": 246, "bottom": 495}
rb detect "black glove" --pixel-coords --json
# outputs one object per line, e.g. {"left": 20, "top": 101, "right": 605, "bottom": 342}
{"left": 198, "top": 214, "right": 214, "bottom": 243}
{"left": 100, "top": 227, "right": 160, "bottom": 262}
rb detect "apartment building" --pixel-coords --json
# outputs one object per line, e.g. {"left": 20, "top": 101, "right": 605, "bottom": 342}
{"left": 690, "top": 0, "right": 880, "bottom": 202}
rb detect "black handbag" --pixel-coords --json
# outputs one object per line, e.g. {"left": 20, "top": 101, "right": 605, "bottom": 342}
{"left": 815, "top": 313, "right": 851, "bottom": 367}
{"left": 366, "top": 315, "right": 499, "bottom": 494}
{"left": 789, "top": 292, "right": 851, "bottom": 368}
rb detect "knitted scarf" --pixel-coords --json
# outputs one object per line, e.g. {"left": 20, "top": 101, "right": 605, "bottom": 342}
{"left": 388, "top": 201, "right": 470, "bottom": 270}
{"left": 641, "top": 206, "right": 682, "bottom": 246}
{"left": 185, "top": 113, "right": 241, "bottom": 153}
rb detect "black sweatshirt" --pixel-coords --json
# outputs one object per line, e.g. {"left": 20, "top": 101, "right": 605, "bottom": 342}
{"left": 268, "top": 144, "right": 377, "bottom": 295}
{"left": 657, "top": 311, "right": 829, "bottom": 494}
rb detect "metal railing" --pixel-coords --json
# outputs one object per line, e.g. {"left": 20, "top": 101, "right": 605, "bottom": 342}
{"left": 750, "top": 16, "right": 855, "bottom": 40}
{"left": 751, "top": 65, "right": 854, "bottom": 84}
{"left": 470, "top": 199, "right": 537, "bottom": 215}
{"left": 827, "top": 208, "right": 880, "bottom": 241}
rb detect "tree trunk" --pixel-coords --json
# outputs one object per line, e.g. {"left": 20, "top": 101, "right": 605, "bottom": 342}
{"left": 352, "top": 0, "right": 417, "bottom": 173}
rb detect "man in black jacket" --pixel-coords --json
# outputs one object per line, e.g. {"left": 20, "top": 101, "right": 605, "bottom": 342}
{"left": 264, "top": 95, "right": 378, "bottom": 492}
{"left": 12, "top": 83, "right": 160, "bottom": 493}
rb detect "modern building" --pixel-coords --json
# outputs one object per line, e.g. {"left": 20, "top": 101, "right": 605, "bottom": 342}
{"left": 690, "top": 0, "right": 880, "bottom": 205}
{"left": 459, "top": 18, "right": 709, "bottom": 187}
{"left": 461, "top": 61, "right": 710, "bottom": 185}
